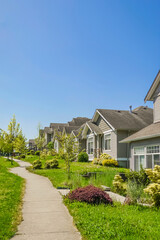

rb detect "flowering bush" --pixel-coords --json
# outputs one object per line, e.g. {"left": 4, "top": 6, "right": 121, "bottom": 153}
{"left": 68, "top": 185, "right": 113, "bottom": 205}
{"left": 100, "top": 153, "right": 112, "bottom": 160}
{"left": 144, "top": 165, "right": 160, "bottom": 206}
{"left": 92, "top": 158, "right": 100, "bottom": 165}
{"left": 113, "top": 174, "right": 126, "bottom": 195}
{"left": 47, "top": 149, "right": 57, "bottom": 156}
{"left": 40, "top": 149, "right": 47, "bottom": 160}
{"left": 102, "top": 159, "right": 118, "bottom": 167}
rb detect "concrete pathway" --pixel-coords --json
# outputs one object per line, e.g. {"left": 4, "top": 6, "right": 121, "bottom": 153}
{"left": 10, "top": 159, "right": 81, "bottom": 240}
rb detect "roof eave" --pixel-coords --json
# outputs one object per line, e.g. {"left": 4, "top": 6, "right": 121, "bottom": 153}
{"left": 144, "top": 70, "right": 160, "bottom": 103}
{"left": 120, "top": 133, "right": 160, "bottom": 143}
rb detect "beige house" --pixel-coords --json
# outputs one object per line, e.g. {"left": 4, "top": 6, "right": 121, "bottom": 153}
{"left": 82, "top": 107, "right": 153, "bottom": 167}
{"left": 122, "top": 70, "right": 160, "bottom": 171}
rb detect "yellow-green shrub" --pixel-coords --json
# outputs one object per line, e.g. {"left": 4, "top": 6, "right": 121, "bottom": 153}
{"left": 113, "top": 174, "right": 126, "bottom": 195}
{"left": 102, "top": 159, "right": 118, "bottom": 167}
{"left": 144, "top": 165, "right": 160, "bottom": 206}
{"left": 100, "top": 153, "right": 112, "bottom": 160}
{"left": 92, "top": 158, "right": 100, "bottom": 165}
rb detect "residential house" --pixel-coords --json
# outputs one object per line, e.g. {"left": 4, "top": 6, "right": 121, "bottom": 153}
{"left": 43, "top": 117, "right": 90, "bottom": 152}
{"left": 121, "top": 70, "right": 160, "bottom": 171}
{"left": 28, "top": 139, "right": 37, "bottom": 151}
{"left": 82, "top": 107, "right": 153, "bottom": 167}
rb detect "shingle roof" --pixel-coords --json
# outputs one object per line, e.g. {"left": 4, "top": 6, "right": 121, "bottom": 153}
{"left": 64, "top": 126, "right": 80, "bottom": 134}
{"left": 87, "top": 122, "right": 103, "bottom": 135}
{"left": 97, "top": 106, "right": 153, "bottom": 131}
{"left": 50, "top": 123, "right": 68, "bottom": 128}
{"left": 44, "top": 127, "right": 52, "bottom": 134}
{"left": 68, "top": 117, "right": 90, "bottom": 126}
{"left": 144, "top": 70, "right": 160, "bottom": 102}
{"left": 121, "top": 122, "right": 160, "bottom": 143}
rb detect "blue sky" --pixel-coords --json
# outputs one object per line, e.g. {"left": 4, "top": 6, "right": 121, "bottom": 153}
{"left": 0, "top": 0, "right": 160, "bottom": 140}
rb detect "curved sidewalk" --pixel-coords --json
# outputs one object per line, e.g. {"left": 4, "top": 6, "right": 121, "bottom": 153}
{"left": 10, "top": 159, "right": 81, "bottom": 240}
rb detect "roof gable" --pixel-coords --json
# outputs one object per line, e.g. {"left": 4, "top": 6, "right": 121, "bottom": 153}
{"left": 144, "top": 70, "right": 160, "bottom": 102}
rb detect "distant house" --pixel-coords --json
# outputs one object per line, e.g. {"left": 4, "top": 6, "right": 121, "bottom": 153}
{"left": 43, "top": 117, "right": 90, "bottom": 152}
{"left": 121, "top": 71, "right": 160, "bottom": 171}
{"left": 28, "top": 139, "right": 37, "bottom": 151}
{"left": 82, "top": 107, "right": 153, "bottom": 167}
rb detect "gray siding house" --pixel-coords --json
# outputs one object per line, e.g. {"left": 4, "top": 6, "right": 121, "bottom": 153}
{"left": 82, "top": 107, "right": 153, "bottom": 167}
{"left": 122, "top": 70, "right": 160, "bottom": 171}
{"left": 43, "top": 117, "right": 90, "bottom": 152}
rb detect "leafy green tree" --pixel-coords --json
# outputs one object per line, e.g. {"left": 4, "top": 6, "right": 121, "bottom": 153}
{"left": 14, "top": 130, "right": 27, "bottom": 154}
{"left": 47, "top": 141, "right": 54, "bottom": 150}
{"left": 35, "top": 123, "right": 45, "bottom": 159}
{"left": 55, "top": 132, "right": 79, "bottom": 179}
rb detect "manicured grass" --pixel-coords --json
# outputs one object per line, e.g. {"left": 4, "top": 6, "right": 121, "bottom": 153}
{"left": 64, "top": 199, "right": 160, "bottom": 240}
{"left": 25, "top": 155, "right": 128, "bottom": 189}
{"left": 0, "top": 157, "right": 24, "bottom": 240}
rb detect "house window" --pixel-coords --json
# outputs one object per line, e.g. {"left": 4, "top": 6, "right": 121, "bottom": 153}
{"left": 134, "top": 155, "right": 145, "bottom": 171}
{"left": 88, "top": 137, "right": 93, "bottom": 154}
{"left": 104, "top": 134, "right": 111, "bottom": 150}
{"left": 134, "top": 147, "right": 145, "bottom": 155}
{"left": 147, "top": 145, "right": 159, "bottom": 153}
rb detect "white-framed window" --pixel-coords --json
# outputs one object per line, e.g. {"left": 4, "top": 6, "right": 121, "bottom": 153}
{"left": 104, "top": 134, "right": 111, "bottom": 150}
{"left": 88, "top": 137, "right": 93, "bottom": 154}
{"left": 133, "top": 145, "right": 160, "bottom": 170}
{"left": 147, "top": 145, "right": 159, "bottom": 153}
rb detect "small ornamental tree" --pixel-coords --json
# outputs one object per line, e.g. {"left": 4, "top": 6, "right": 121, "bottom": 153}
{"left": 35, "top": 123, "right": 45, "bottom": 159}
{"left": 55, "top": 132, "right": 79, "bottom": 179}
{"left": 68, "top": 185, "right": 113, "bottom": 205}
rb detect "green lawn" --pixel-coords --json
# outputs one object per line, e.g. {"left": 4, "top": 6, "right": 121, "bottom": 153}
{"left": 25, "top": 155, "right": 128, "bottom": 189}
{"left": 65, "top": 200, "right": 160, "bottom": 240}
{"left": 0, "top": 157, "right": 24, "bottom": 240}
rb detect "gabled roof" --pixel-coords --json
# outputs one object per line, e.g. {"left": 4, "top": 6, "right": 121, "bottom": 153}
{"left": 68, "top": 117, "right": 90, "bottom": 126}
{"left": 63, "top": 126, "right": 80, "bottom": 134}
{"left": 44, "top": 127, "right": 52, "bottom": 134}
{"left": 144, "top": 70, "right": 160, "bottom": 102}
{"left": 50, "top": 123, "right": 68, "bottom": 128}
{"left": 87, "top": 122, "right": 103, "bottom": 135}
{"left": 96, "top": 107, "right": 153, "bottom": 131}
{"left": 121, "top": 122, "right": 160, "bottom": 143}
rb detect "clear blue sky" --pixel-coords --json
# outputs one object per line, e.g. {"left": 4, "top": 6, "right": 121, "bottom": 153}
{"left": 0, "top": 0, "right": 160, "bottom": 140}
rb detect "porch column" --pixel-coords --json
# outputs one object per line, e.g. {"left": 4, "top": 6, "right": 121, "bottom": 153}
{"left": 97, "top": 135, "right": 101, "bottom": 158}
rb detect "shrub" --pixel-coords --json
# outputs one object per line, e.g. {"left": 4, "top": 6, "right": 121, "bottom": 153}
{"left": 45, "top": 159, "right": 59, "bottom": 169}
{"left": 47, "top": 149, "right": 57, "bottom": 156}
{"left": 30, "top": 150, "right": 34, "bottom": 155}
{"left": 100, "top": 153, "right": 112, "bottom": 160}
{"left": 20, "top": 154, "right": 25, "bottom": 159}
{"left": 68, "top": 185, "right": 113, "bottom": 205}
{"left": 78, "top": 152, "right": 89, "bottom": 162}
{"left": 126, "top": 167, "right": 150, "bottom": 186}
{"left": 40, "top": 149, "right": 47, "bottom": 160}
{"left": 32, "top": 160, "right": 42, "bottom": 169}
{"left": 92, "top": 158, "right": 100, "bottom": 165}
{"left": 113, "top": 174, "right": 126, "bottom": 195}
{"left": 126, "top": 180, "right": 145, "bottom": 204}
{"left": 144, "top": 165, "right": 160, "bottom": 206}
{"left": 102, "top": 159, "right": 118, "bottom": 167}
{"left": 35, "top": 151, "right": 40, "bottom": 156}
{"left": 27, "top": 152, "right": 30, "bottom": 155}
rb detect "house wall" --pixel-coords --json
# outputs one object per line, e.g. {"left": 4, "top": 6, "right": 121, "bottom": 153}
{"left": 96, "top": 116, "right": 111, "bottom": 132}
{"left": 79, "top": 139, "right": 86, "bottom": 151}
{"left": 130, "top": 137, "right": 160, "bottom": 170}
{"left": 152, "top": 83, "right": 160, "bottom": 123}
{"left": 102, "top": 131, "right": 117, "bottom": 159}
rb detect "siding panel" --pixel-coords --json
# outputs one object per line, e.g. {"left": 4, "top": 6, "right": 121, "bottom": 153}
{"left": 96, "top": 116, "right": 111, "bottom": 132}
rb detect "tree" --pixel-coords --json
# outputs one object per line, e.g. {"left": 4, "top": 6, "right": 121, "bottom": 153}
{"left": 0, "top": 115, "right": 25, "bottom": 162}
{"left": 14, "top": 130, "right": 27, "bottom": 154}
{"left": 35, "top": 123, "right": 45, "bottom": 158}
{"left": 47, "top": 141, "right": 54, "bottom": 150}
{"left": 55, "top": 132, "right": 79, "bottom": 179}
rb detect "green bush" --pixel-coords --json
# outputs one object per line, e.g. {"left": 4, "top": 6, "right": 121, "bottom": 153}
{"left": 45, "top": 159, "right": 59, "bottom": 169}
{"left": 78, "top": 152, "right": 89, "bottom": 162}
{"left": 32, "top": 160, "right": 42, "bottom": 169}
{"left": 30, "top": 150, "right": 35, "bottom": 155}
{"left": 102, "top": 159, "right": 118, "bottom": 167}
{"left": 35, "top": 151, "right": 40, "bottom": 156}
{"left": 100, "top": 153, "right": 112, "bottom": 160}
{"left": 126, "top": 167, "right": 150, "bottom": 186}
{"left": 20, "top": 154, "right": 25, "bottom": 159}
{"left": 113, "top": 174, "right": 126, "bottom": 195}
{"left": 27, "top": 152, "right": 30, "bottom": 155}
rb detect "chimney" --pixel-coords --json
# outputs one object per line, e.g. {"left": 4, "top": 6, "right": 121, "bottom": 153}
{"left": 129, "top": 105, "right": 132, "bottom": 113}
